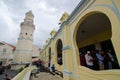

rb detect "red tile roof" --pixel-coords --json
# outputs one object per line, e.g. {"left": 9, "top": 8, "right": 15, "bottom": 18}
{"left": 0, "top": 42, "right": 16, "bottom": 51}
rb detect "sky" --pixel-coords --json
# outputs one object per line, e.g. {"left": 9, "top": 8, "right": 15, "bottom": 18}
{"left": 0, "top": 0, "right": 80, "bottom": 48}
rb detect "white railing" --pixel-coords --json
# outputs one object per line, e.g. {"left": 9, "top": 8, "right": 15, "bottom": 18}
{"left": 12, "top": 66, "right": 37, "bottom": 80}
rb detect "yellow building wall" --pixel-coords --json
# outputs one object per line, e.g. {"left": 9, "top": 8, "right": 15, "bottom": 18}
{"left": 40, "top": 0, "right": 120, "bottom": 80}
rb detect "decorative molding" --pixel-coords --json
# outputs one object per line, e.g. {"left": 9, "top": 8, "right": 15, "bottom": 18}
{"left": 18, "top": 37, "right": 33, "bottom": 41}
{"left": 63, "top": 70, "right": 80, "bottom": 78}
{"left": 52, "top": 21, "right": 66, "bottom": 40}
{"left": 62, "top": 46, "right": 71, "bottom": 51}
{"left": 90, "top": 0, "right": 120, "bottom": 21}
{"left": 16, "top": 49, "right": 33, "bottom": 53}
{"left": 66, "top": 0, "right": 92, "bottom": 24}
{"left": 63, "top": 71, "right": 72, "bottom": 76}
{"left": 111, "top": 0, "right": 120, "bottom": 21}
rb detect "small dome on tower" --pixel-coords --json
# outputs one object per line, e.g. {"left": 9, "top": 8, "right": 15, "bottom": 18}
{"left": 26, "top": 10, "right": 34, "bottom": 17}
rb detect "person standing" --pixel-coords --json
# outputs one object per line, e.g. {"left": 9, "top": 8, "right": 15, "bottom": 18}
{"left": 91, "top": 50, "right": 99, "bottom": 70}
{"left": 51, "top": 64, "right": 55, "bottom": 72}
{"left": 85, "top": 51, "right": 94, "bottom": 69}
{"left": 96, "top": 50, "right": 104, "bottom": 70}
{"left": 80, "top": 53, "right": 86, "bottom": 66}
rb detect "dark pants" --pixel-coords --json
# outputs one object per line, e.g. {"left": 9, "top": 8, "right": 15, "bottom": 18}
{"left": 87, "top": 65, "right": 94, "bottom": 69}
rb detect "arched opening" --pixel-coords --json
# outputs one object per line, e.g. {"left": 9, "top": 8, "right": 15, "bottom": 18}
{"left": 48, "top": 47, "right": 51, "bottom": 67}
{"left": 75, "top": 12, "right": 119, "bottom": 70}
{"left": 56, "top": 39, "right": 63, "bottom": 65}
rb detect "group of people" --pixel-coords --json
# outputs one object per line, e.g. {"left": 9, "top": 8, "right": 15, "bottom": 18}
{"left": 80, "top": 50, "right": 119, "bottom": 70}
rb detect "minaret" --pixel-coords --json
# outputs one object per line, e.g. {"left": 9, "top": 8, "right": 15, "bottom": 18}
{"left": 14, "top": 10, "right": 35, "bottom": 64}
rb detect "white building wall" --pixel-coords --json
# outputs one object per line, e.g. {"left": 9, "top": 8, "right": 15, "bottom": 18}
{"left": 32, "top": 45, "right": 40, "bottom": 57}
{"left": 0, "top": 43, "right": 14, "bottom": 65}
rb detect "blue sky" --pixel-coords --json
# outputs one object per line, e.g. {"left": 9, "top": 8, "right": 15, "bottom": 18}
{"left": 0, "top": 0, "right": 80, "bottom": 48}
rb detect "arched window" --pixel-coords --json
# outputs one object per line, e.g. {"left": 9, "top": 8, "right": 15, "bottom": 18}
{"left": 56, "top": 39, "right": 63, "bottom": 65}
{"left": 48, "top": 47, "right": 51, "bottom": 67}
{"left": 75, "top": 12, "right": 119, "bottom": 70}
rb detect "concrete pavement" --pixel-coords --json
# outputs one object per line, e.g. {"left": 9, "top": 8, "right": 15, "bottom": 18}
{"left": 0, "top": 69, "right": 17, "bottom": 80}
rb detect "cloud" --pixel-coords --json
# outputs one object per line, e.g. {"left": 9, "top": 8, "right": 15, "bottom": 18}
{"left": 0, "top": 0, "right": 80, "bottom": 48}
{"left": 0, "top": 0, "right": 19, "bottom": 45}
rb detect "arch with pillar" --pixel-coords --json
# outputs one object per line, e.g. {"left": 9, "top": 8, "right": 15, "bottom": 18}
{"left": 40, "top": 0, "right": 120, "bottom": 80}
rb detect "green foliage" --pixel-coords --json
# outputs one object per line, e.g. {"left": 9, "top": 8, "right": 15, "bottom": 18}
{"left": 24, "top": 63, "right": 29, "bottom": 68}
{"left": 17, "top": 67, "right": 24, "bottom": 73}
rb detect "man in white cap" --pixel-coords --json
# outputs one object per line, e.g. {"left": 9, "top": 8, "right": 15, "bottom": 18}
{"left": 85, "top": 51, "right": 94, "bottom": 69}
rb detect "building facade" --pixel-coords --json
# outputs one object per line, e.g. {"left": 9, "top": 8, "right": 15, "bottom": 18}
{"left": 40, "top": 0, "right": 120, "bottom": 80}
{"left": 0, "top": 42, "right": 15, "bottom": 66}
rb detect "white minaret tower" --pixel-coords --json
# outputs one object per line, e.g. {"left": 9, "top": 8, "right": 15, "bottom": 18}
{"left": 14, "top": 10, "right": 35, "bottom": 64}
